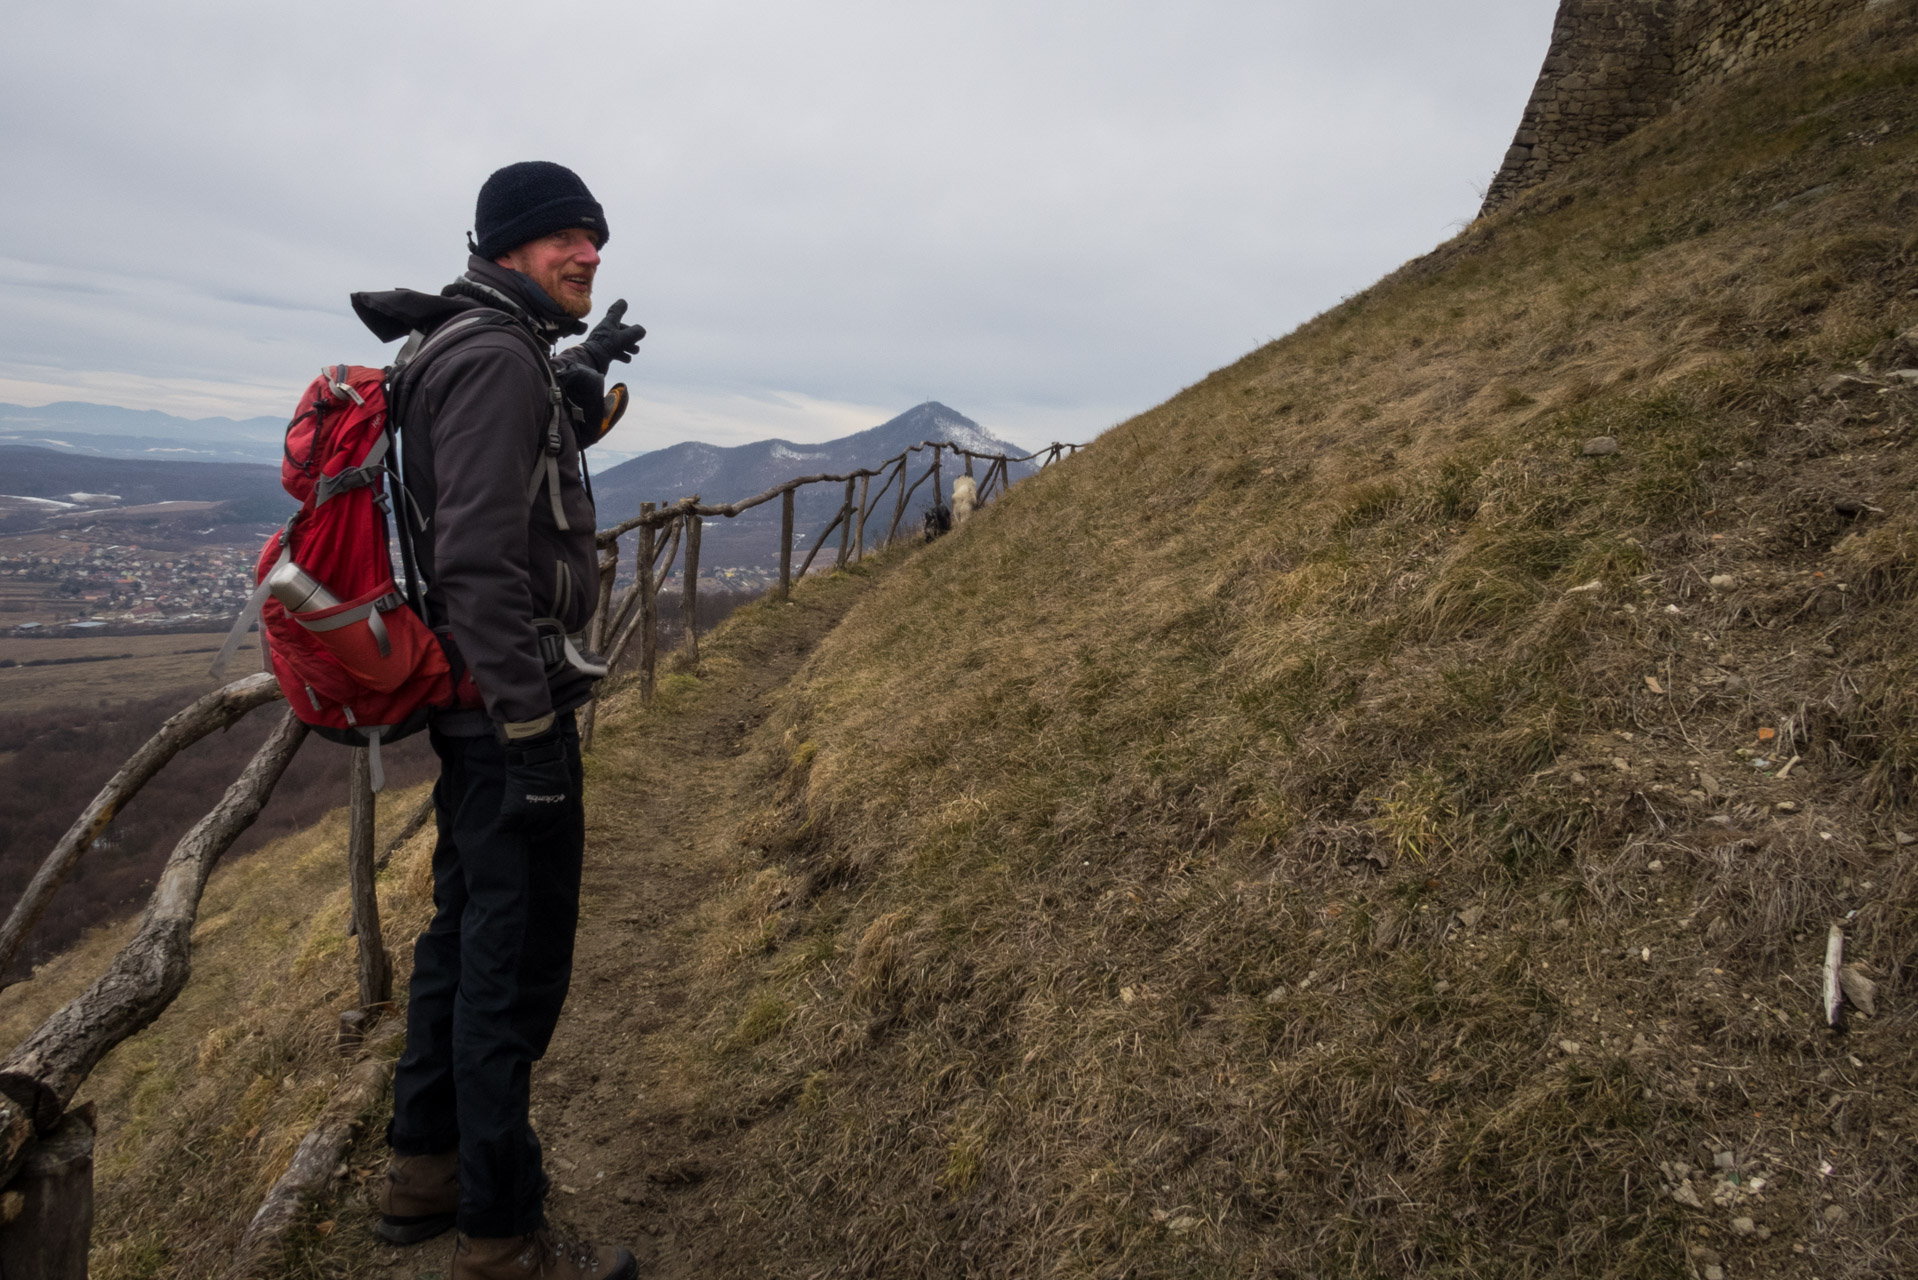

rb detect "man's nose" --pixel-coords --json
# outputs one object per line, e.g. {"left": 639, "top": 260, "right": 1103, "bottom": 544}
{"left": 577, "top": 241, "right": 601, "bottom": 267}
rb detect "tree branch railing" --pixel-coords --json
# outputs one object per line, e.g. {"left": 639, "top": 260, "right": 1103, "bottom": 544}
{"left": 0, "top": 672, "right": 284, "bottom": 993}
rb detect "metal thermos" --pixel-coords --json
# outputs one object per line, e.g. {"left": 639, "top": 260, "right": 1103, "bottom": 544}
{"left": 265, "top": 561, "right": 340, "bottom": 613}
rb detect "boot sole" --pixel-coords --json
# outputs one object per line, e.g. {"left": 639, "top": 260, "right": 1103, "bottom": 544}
{"left": 374, "top": 1211, "right": 456, "bottom": 1246}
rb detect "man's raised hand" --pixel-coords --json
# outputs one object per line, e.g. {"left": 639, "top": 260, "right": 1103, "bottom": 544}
{"left": 576, "top": 299, "right": 646, "bottom": 372}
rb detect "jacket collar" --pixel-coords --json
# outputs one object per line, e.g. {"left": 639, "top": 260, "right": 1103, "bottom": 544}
{"left": 442, "top": 255, "right": 587, "bottom": 345}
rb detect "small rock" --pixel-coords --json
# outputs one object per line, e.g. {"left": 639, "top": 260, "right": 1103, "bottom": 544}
{"left": 1821, "top": 372, "right": 1881, "bottom": 395}
{"left": 1558, "top": 1040, "right": 1581, "bottom": 1056}
{"left": 1552, "top": 917, "right": 1572, "bottom": 935}
{"left": 1457, "top": 906, "right": 1484, "bottom": 929}
{"left": 1896, "top": 830, "right": 1916, "bottom": 847}
{"left": 1671, "top": 1179, "right": 1706, "bottom": 1209}
{"left": 1709, "top": 573, "right": 1735, "bottom": 588}
{"left": 1730, "top": 1217, "right": 1756, "bottom": 1237}
{"left": 1647, "top": 859, "right": 1665, "bottom": 873}
{"left": 1840, "top": 965, "right": 1878, "bottom": 1017}
{"left": 1722, "top": 675, "right": 1749, "bottom": 694}
{"left": 1775, "top": 801, "right": 1799, "bottom": 812}
{"left": 1613, "top": 757, "right": 1631, "bottom": 772}
{"left": 1582, "top": 436, "right": 1621, "bottom": 456}
{"left": 1704, "top": 1267, "right": 1724, "bottom": 1280}
{"left": 1433, "top": 980, "right": 1453, "bottom": 993}
{"left": 1714, "top": 1150, "right": 1737, "bottom": 1170}
{"left": 1263, "top": 987, "right": 1287, "bottom": 1005}
{"left": 1569, "top": 771, "right": 1588, "bottom": 785}
{"left": 1824, "top": 1203, "right": 1848, "bottom": 1227}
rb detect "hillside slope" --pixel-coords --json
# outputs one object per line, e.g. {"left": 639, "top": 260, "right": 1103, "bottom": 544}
{"left": 632, "top": 8, "right": 1918, "bottom": 1277}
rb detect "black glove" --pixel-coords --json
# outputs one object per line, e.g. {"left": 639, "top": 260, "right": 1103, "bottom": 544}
{"left": 500, "top": 727, "right": 574, "bottom": 836}
{"left": 557, "top": 362, "right": 607, "bottom": 436}
{"left": 573, "top": 298, "right": 646, "bottom": 374}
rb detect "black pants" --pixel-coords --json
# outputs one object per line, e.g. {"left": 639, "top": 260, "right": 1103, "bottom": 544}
{"left": 388, "top": 713, "right": 583, "bottom": 1237}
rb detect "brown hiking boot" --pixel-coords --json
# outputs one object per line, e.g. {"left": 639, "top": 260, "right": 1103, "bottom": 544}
{"left": 375, "top": 1149, "right": 459, "bottom": 1244}
{"left": 451, "top": 1230, "right": 637, "bottom": 1279}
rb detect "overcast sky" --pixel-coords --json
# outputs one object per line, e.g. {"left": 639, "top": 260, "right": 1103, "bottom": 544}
{"left": 0, "top": 0, "right": 1555, "bottom": 453}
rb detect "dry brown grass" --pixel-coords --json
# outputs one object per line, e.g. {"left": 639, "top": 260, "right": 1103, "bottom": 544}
{"left": 630, "top": 9, "right": 1918, "bottom": 1277}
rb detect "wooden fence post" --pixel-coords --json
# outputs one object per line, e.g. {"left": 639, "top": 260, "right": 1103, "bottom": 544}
{"left": 0, "top": 1109, "right": 93, "bottom": 1280}
{"left": 346, "top": 749, "right": 391, "bottom": 1011}
{"left": 588, "top": 543, "right": 618, "bottom": 655}
{"left": 779, "top": 488, "right": 794, "bottom": 600}
{"left": 638, "top": 504, "right": 657, "bottom": 703}
{"left": 835, "top": 478, "right": 855, "bottom": 570}
{"left": 853, "top": 473, "right": 870, "bottom": 563}
{"left": 964, "top": 451, "right": 975, "bottom": 477}
{"left": 891, "top": 455, "right": 909, "bottom": 546}
{"left": 931, "top": 446, "right": 943, "bottom": 515}
{"left": 681, "top": 503, "right": 701, "bottom": 664}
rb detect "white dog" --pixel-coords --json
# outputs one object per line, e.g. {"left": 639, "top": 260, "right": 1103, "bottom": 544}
{"left": 951, "top": 474, "right": 978, "bottom": 526}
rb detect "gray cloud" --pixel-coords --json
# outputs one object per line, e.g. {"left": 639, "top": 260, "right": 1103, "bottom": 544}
{"left": 1, "top": 0, "right": 1554, "bottom": 448}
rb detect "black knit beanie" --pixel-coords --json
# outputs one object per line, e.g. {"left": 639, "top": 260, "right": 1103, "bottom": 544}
{"left": 470, "top": 161, "right": 609, "bottom": 260}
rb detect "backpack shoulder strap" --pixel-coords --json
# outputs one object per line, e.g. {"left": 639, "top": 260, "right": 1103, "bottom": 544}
{"left": 387, "top": 308, "right": 575, "bottom": 532}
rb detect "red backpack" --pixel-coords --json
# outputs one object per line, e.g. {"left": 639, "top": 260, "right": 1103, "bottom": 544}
{"left": 212, "top": 361, "right": 454, "bottom": 787}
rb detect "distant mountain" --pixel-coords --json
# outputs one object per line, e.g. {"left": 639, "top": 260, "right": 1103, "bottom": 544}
{"left": 0, "top": 400, "right": 627, "bottom": 470}
{"left": 0, "top": 401, "right": 289, "bottom": 465}
{"left": 591, "top": 402, "right": 1037, "bottom": 570}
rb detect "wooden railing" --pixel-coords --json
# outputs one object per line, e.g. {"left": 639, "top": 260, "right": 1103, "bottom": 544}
{"left": 583, "top": 437, "right": 1076, "bottom": 737}
{"left": 0, "top": 431, "right": 1080, "bottom": 1273}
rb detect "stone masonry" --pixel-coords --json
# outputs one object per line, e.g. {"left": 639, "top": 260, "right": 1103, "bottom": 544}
{"left": 1480, "top": 0, "right": 1877, "bottom": 216}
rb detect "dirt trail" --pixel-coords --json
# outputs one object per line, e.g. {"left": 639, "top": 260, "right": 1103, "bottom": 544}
{"left": 350, "top": 574, "right": 875, "bottom": 1279}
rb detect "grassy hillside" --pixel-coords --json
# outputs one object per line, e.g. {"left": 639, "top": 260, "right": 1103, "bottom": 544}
{"left": 650, "top": 8, "right": 1918, "bottom": 1277}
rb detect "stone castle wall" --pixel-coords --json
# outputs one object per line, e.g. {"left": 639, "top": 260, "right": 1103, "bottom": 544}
{"left": 1480, "top": 0, "right": 1874, "bottom": 215}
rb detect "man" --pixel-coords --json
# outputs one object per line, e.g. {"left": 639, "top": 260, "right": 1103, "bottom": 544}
{"left": 350, "top": 161, "right": 646, "bottom": 1280}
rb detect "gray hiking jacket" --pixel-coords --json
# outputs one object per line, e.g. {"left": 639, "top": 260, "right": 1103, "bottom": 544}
{"left": 352, "top": 258, "right": 603, "bottom": 736}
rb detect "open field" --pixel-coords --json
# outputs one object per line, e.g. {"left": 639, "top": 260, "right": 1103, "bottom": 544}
{"left": 0, "top": 631, "right": 261, "bottom": 715}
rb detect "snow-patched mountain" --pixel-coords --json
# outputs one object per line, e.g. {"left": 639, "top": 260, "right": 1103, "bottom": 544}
{"left": 590, "top": 402, "right": 1039, "bottom": 571}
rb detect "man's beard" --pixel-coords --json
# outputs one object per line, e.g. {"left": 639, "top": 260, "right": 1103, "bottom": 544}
{"left": 536, "top": 267, "right": 592, "bottom": 318}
